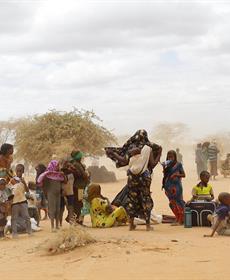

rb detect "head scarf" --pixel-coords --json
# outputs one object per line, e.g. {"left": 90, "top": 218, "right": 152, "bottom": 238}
{"left": 87, "top": 183, "right": 101, "bottom": 203}
{"left": 47, "top": 160, "right": 59, "bottom": 172}
{"left": 71, "top": 151, "right": 84, "bottom": 162}
{"left": 105, "top": 129, "right": 161, "bottom": 168}
{"left": 37, "top": 160, "right": 65, "bottom": 186}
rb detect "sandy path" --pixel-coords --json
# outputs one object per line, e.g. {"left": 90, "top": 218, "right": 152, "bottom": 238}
{"left": 0, "top": 164, "right": 229, "bottom": 280}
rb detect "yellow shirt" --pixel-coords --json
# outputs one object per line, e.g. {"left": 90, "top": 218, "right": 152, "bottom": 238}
{"left": 90, "top": 198, "right": 127, "bottom": 228}
{"left": 192, "top": 184, "right": 214, "bottom": 200}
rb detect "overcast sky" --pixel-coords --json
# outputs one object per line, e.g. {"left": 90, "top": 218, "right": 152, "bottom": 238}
{"left": 0, "top": 0, "right": 230, "bottom": 136}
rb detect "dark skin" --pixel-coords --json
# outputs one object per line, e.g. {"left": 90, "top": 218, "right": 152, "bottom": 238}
{"left": 107, "top": 147, "right": 142, "bottom": 166}
{"left": 16, "top": 166, "right": 29, "bottom": 192}
{"left": 0, "top": 147, "right": 14, "bottom": 170}
{"left": 108, "top": 146, "right": 162, "bottom": 170}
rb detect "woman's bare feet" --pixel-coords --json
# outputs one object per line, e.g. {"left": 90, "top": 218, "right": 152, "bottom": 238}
{"left": 146, "top": 224, "right": 154, "bottom": 231}
{"left": 129, "top": 224, "right": 136, "bottom": 231}
{"left": 171, "top": 222, "right": 182, "bottom": 226}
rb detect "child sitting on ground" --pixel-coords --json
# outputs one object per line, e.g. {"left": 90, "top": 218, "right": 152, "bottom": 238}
{"left": 204, "top": 192, "right": 230, "bottom": 237}
{"left": 192, "top": 171, "right": 214, "bottom": 201}
{"left": 27, "top": 182, "right": 40, "bottom": 226}
{"left": 10, "top": 164, "right": 32, "bottom": 238}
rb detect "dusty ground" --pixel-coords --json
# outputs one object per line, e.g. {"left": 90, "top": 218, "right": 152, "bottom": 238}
{"left": 0, "top": 163, "right": 229, "bottom": 280}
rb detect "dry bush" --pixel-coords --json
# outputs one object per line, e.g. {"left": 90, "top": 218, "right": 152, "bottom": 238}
{"left": 0, "top": 109, "right": 116, "bottom": 165}
{"left": 42, "top": 225, "right": 96, "bottom": 255}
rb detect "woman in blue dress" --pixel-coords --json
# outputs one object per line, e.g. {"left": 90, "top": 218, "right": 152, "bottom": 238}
{"left": 163, "top": 150, "right": 186, "bottom": 225}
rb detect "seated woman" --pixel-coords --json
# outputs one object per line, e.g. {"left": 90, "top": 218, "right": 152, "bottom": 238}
{"left": 88, "top": 184, "right": 127, "bottom": 228}
{"left": 191, "top": 171, "right": 214, "bottom": 201}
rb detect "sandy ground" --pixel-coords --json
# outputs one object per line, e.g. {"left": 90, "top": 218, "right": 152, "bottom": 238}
{"left": 0, "top": 163, "right": 230, "bottom": 280}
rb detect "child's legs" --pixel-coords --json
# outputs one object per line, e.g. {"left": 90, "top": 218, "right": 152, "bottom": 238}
{"left": 11, "top": 204, "right": 20, "bottom": 236}
{"left": 66, "top": 195, "right": 75, "bottom": 223}
{"left": 33, "top": 208, "right": 40, "bottom": 226}
{"left": 20, "top": 203, "right": 32, "bottom": 234}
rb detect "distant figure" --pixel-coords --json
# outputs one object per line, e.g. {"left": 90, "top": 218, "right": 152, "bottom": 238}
{"left": 176, "top": 148, "right": 183, "bottom": 164}
{"left": 208, "top": 141, "right": 220, "bottom": 180}
{"left": 192, "top": 171, "right": 214, "bottom": 201}
{"left": 195, "top": 143, "right": 205, "bottom": 179}
{"left": 201, "top": 142, "right": 210, "bottom": 172}
{"left": 221, "top": 154, "right": 230, "bottom": 178}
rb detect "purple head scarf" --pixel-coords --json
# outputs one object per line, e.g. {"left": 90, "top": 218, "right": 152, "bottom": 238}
{"left": 37, "top": 160, "right": 65, "bottom": 186}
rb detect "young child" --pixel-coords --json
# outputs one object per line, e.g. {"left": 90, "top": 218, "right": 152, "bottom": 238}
{"left": 192, "top": 171, "right": 214, "bottom": 201}
{"left": 0, "top": 178, "right": 11, "bottom": 238}
{"left": 204, "top": 192, "right": 230, "bottom": 237}
{"left": 10, "top": 164, "right": 32, "bottom": 238}
{"left": 35, "top": 164, "right": 48, "bottom": 220}
{"left": 27, "top": 182, "right": 40, "bottom": 226}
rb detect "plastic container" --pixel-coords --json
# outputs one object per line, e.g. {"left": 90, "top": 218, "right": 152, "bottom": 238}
{"left": 184, "top": 207, "right": 192, "bottom": 228}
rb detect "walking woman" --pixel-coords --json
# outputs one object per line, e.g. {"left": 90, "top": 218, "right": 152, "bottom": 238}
{"left": 106, "top": 130, "right": 162, "bottom": 231}
{"left": 162, "top": 150, "right": 186, "bottom": 226}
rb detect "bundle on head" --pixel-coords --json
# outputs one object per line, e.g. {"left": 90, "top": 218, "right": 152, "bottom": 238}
{"left": 42, "top": 225, "right": 96, "bottom": 255}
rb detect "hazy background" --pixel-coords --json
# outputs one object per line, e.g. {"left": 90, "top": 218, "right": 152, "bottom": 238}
{"left": 0, "top": 0, "right": 230, "bottom": 137}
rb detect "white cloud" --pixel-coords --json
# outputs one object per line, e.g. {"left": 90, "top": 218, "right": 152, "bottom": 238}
{"left": 0, "top": 0, "right": 230, "bottom": 137}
